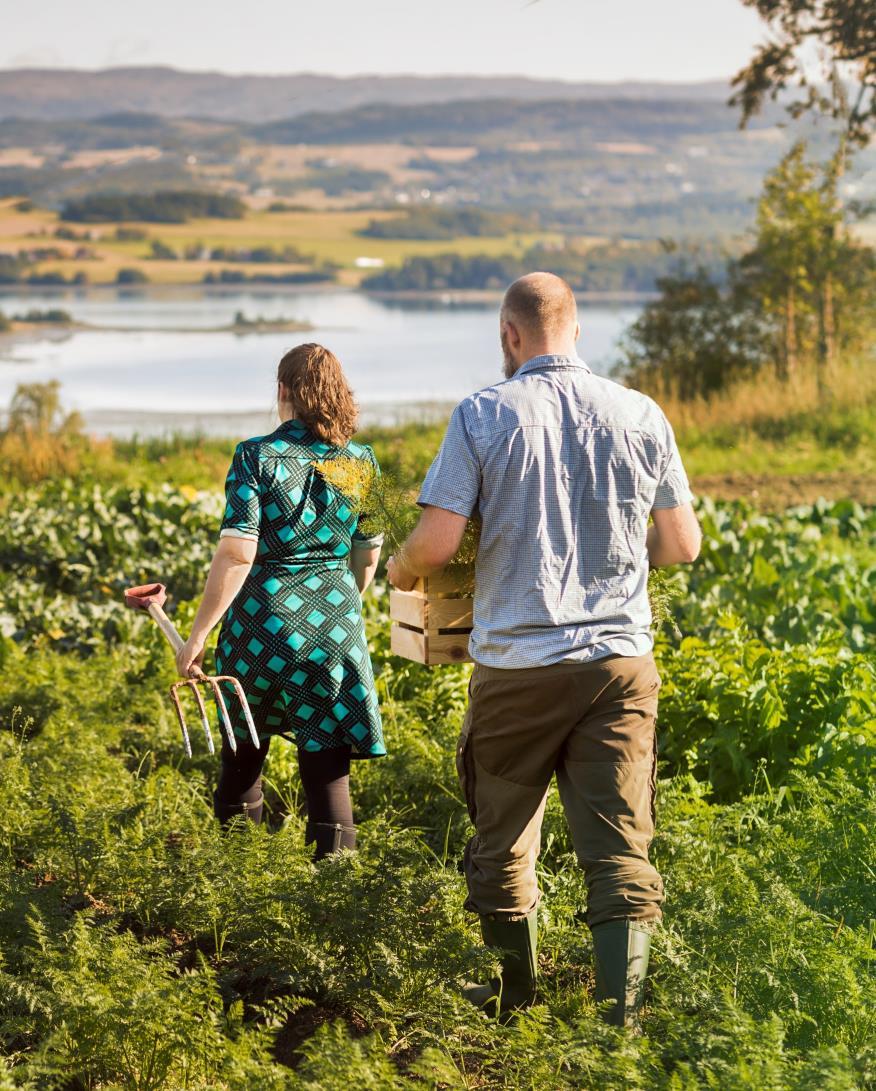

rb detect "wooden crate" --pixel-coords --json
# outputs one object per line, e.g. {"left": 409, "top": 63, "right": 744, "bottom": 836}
{"left": 390, "top": 570, "right": 473, "bottom": 665}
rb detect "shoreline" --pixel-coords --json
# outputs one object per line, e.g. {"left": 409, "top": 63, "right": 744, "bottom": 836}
{"left": 0, "top": 316, "right": 315, "bottom": 352}
{"left": 6, "top": 319, "right": 313, "bottom": 335}
{"left": 77, "top": 401, "right": 458, "bottom": 438}
{"left": 363, "top": 288, "right": 658, "bottom": 305}
{"left": 0, "top": 283, "right": 656, "bottom": 305}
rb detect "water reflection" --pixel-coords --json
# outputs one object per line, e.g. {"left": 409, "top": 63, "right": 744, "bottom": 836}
{"left": 0, "top": 288, "right": 639, "bottom": 434}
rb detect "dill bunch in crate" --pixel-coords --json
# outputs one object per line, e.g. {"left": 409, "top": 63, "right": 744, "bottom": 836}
{"left": 315, "top": 457, "right": 683, "bottom": 662}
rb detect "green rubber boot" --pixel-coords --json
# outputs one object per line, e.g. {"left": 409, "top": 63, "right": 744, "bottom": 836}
{"left": 463, "top": 912, "right": 538, "bottom": 1017}
{"left": 591, "top": 919, "right": 652, "bottom": 1028}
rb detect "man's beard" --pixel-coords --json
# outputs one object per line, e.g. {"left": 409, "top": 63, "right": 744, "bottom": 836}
{"left": 501, "top": 330, "right": 517, "bottom": 379}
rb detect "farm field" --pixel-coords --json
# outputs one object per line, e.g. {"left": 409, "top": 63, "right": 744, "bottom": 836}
{"left": 0, "top": 199, "right": 566, "bottom": 287}
{"left": 0, "top": 417, "right": 874, "bottom": 1089}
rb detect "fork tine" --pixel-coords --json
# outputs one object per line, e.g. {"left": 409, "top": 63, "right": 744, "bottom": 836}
{"left": 225, "top": 677, "right": 260, "bottom": 748}
{"left": 169, "top": 684, "right": 193, "bottom": 758}
{"left": 188, "top": 680, "right": 216, "bottom": 755}
{"left": 208, "top": 678, "right": 237, "bottom": 751}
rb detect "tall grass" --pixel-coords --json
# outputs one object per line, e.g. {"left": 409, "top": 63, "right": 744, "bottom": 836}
{"left": 663, "top": 356, "right": 876, "bottom": 442}
{"left": 1, "top": 362, "right": 874, "bottom": 497}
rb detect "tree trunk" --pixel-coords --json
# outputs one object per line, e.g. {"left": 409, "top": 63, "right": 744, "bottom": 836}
{"left": 815, "top": 271, "right": 837, "bottom": 405}
{"left": 781, "top": 286, "right": 798, "bottom": 382}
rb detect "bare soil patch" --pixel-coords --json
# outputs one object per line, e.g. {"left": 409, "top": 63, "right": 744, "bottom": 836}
{"left": 694, "top": 473, "right": 876, "bottom": 508}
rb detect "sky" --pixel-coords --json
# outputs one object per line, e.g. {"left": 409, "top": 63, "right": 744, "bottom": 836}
{"left": 3, "top": 0, "right": 767, "bottom": 83}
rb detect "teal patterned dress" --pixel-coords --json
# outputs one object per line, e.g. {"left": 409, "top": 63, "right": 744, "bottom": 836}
{"left": 214, "top": 419, "right": 385, "bottom": 758}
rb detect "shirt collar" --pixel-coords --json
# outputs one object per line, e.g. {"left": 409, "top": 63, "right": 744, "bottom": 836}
{"left": 516, "top": 353, "right": 592, "bottom": 378}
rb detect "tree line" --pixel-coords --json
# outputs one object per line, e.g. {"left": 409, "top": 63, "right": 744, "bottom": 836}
{"left": 60, "top": 191, "right": 245, "bottom": 224}
{"left": 618, "top": 0, "right": 875, "bottom": 403}
{"left": 617, "top": 144, "right": 874, "bottom": 402}
{"left": 361, "top": 208, "right": 534, "bottom": 240}
{"left": 362, "top": 240, "right": 727, "bottom": 294}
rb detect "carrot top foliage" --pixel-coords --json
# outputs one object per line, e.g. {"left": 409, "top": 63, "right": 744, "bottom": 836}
{"left": 0, "top": 430, "right": 874, "bottom": 1089}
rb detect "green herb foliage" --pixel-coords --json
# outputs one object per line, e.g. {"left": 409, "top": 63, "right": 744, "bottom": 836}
{"left": 0, "top": 452, "right": 873, "bottom": 1088}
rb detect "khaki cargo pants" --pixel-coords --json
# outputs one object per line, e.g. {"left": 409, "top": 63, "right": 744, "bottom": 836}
{"left": 456, "top": 653, "right": 663, "bottom": 927}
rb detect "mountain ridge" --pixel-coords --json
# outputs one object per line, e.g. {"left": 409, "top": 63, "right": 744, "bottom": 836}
{"left": 0, "top": 65, "right": 733, "bottom": 122}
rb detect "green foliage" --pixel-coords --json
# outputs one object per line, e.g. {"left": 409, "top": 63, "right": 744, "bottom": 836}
{"left": 202, "top": 268, "right": 336, "bottom": 285}
{"left": 361, "top": 207, "right": 532, "bottom": 240}
{"left": 656, "top": 625, "right": 875, "bottom": 796}
{"left": 61, "top": 190, "right": 246, "bottom": 224}
{"left": 0, "top": 430, "right": 873, "bottom": 1086}
{"left": 616, "top": 143, "right": 875, "bottom": 400}
{"left": 681, "top": 497, "right": 876, "bottom": 650}
{"left": 731, "top": 0, "right": 876, "bottom": 147}
{"left": 10, "top": 309, "right": 72, "bottom": 324}
{"left": 116, "top": 266, "right": 150, "bottom": 284}
{"left": 5, "top": 380, "right": 82, "bottom": 437}
{"left": 296, "top": 166, "right": 391, "bottom": 197}
{"left": 363, "top": 239, "right": 727, "bottom": 294}
{"left": 0, "top": 479, "right": 220, "bottom": 651}
{"left": 617, "top": 265, "right": 770, "bottom": 398}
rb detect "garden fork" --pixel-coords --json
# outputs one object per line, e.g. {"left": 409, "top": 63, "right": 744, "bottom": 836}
{"left": 123, "top": 582, "right": 259, "bottom": 757}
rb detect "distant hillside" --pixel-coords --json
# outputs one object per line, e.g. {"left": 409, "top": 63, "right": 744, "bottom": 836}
{"left": 249, "top": 96, "right": 772, "bottom": 146}
{"left": 0, "top": 90, "right": 817, "bottom": 238}
{"left": 0, "top": 66, "right": 733, "bottom": 122}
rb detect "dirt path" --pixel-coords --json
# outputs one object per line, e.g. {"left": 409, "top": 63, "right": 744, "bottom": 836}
{"left": 693, "top": 473, "right": 876, "bottom": 508}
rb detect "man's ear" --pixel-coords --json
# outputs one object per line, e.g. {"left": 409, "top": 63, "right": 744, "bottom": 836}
{"left": 574, "top": 321, "right": 581, "bottom": 342}
{"left": 505, "top": 320, "right": 522, "bottom": 349}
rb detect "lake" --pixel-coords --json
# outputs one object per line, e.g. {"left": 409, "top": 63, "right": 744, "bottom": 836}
{"left": 0, "top": 288, "right": 640, "bottom": 436}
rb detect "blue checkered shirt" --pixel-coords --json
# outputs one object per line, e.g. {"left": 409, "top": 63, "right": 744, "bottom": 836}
{"left": 418, "top": 354, "right": 693, "bottom": 668}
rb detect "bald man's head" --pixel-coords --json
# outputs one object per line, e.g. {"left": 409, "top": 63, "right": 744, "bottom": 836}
{"left": 499, "top": 272, "right": 579, "bottom": 376}
{"left": 502, "top": 272, "right": 577, "bottom": 339}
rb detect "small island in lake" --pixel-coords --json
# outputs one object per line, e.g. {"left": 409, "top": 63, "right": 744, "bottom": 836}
{"left": 0, "top": 307, "right": 313, "bottom": 341}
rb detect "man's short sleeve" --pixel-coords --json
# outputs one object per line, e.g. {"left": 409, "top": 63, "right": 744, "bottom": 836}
{"left": 653, "top": 413, "right": 694, "bottom": 510}
{"left": 417, "top": 403, "right": 480, "bottom": 518}
{"left": 220, "top": 442, "right": 262, "bottom": 540}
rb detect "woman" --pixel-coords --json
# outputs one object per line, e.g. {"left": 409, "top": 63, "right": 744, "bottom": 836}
{"left": 176, "top": 343, "right": 385, "bottom": 858}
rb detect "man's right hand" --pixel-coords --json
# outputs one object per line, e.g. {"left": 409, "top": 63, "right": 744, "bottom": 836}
{"left": 387, "top": 555, "right": 417, "bottom": 591}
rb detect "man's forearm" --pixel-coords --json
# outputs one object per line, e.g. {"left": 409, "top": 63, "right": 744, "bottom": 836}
{"left": 396, "top": 528, "right": 447, "bottom": 579}
{"left": 646, "top": 524, "right": 672, "bottom": 567}
{"left": 388, "top": 506, "right": 470, "bottom": 590}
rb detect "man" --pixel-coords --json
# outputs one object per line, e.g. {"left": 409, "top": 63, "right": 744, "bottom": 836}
{"left": 387, "top": 272, "right": 700, "bottom": 1027}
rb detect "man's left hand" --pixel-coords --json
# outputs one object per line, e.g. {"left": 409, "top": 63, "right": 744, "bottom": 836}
{"left": 387, "top": 555, "right": 417, "bottom": 591}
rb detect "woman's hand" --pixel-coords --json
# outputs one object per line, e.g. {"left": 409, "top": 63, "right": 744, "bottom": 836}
{"left": 387, "top": 554, "right": 417, "bottom": 592}
{"left": 176, "top": 635, "right": 206, "bottom": 679}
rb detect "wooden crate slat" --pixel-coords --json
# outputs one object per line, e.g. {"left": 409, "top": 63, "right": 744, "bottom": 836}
{"left": 390, "top": 570, "right": 474, "bottom": 665}
{"left": 390, "top": 623, "right": 472, "bottom": 665}
{"left": 390, "top": 623, "right": 428, "bottom": 663}
{"left": 427, "top": 597, "right": 474, "bottom": 630}
{"left": 413, "top": 570, "right": 473, "bottom": 597}
{"left": 425, "top": 631, "right": 472, "bottom": 664}
{"left": 389, "top": 589, "right": 427, "bottom": 628}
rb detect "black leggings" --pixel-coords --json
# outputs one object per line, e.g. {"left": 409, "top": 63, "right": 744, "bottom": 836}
{"left": 215, "top": 736, "right": 354, "bottom": 829}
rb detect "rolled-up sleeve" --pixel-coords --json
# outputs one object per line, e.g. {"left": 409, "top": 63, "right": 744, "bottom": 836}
{"left": 219, "top": 442, "right": 262, "bottom": 540}
{"left": 653, "top": 413, "right": 694, "bottom": 510}
{"left": 417, "top": 403, "right": 481, "bottom": 518}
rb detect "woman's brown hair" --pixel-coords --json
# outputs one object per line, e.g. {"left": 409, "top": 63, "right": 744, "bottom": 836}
{"left": 277, "top": 343, "right": 358, "bottom": 446}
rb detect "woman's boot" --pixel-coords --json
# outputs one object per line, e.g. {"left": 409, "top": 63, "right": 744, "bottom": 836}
{"left": 591, "top": 919, "right": 652, "bottom": 1027}
{"left": 306, "top": 821, "right": 357, "bottom": 860}
{"left": 213, "top": 790, "right": 264, "bottom": 827}
{"left": 463, "top": 911, "right": 538, "bottom": 1017}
